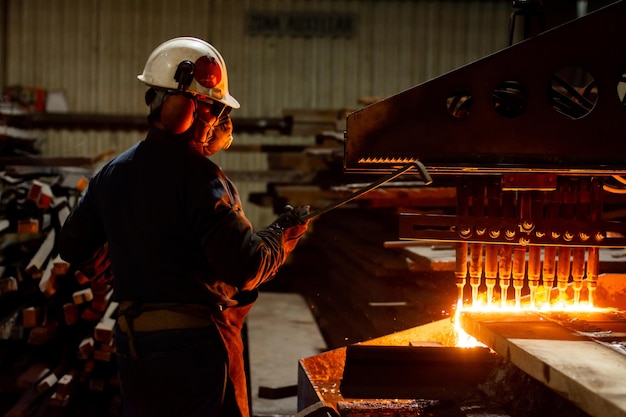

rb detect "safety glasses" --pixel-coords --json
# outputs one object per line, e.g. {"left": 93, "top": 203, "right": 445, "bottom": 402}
{"left": 209, "top": 100, "right": 232, "bottom": 119}
{"left": 193, "top": 95, "right": 231, "bottom": 119}
{"left": 193, "top": 96, "right": 232, "bottom": 126}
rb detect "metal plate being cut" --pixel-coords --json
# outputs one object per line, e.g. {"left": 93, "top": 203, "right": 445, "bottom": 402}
{"left": 459, "top": 310, "right": 626, "bottom": 417}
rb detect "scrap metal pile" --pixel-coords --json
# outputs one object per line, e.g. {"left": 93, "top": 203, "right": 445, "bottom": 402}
{"left": 0, "top": 165, "right": 123, "bottom": 417}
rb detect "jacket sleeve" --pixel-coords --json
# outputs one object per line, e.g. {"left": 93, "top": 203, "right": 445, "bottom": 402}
{"left": 188, "top": 173, "right": 292, "bottom": 292}
{"left": 194, "top": 202, "right": 288, "bottom": 292}
{"left": 57, "top": 185, "right": 108, "bottom": 272}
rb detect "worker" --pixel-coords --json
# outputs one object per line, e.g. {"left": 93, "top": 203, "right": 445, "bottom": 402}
{"left": 58, "top": 37, "right": 310, "bottom": 417}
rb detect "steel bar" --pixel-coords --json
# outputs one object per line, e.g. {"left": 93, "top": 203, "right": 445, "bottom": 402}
{"left": 301, "top": 161, "right": 431, "bottom": 221}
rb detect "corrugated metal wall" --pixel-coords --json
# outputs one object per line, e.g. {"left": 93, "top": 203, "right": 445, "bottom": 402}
{"left": 4, "top": 0, "right": 511, "bottom": 116}
{"left": 2, "top": 0, "right": 511, "bottom": 225}
{"left": 0, "top": 1, "right": 6, "bottom": 89}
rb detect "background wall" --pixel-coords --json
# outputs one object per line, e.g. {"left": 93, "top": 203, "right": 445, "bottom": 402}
{"left": 0, "top": 0, "right": 513, "bottom": 225}
{"left": 2, "top": 0, "right": 511, "bottom": 116}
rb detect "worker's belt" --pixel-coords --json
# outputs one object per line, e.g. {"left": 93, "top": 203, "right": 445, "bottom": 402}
{"left": 117, "top": 301, "right": 216, "bottom": 333}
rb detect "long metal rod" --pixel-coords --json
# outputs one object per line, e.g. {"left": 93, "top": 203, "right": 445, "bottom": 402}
{"left": 301, "top": 161, "right": 432, "bottom": 221}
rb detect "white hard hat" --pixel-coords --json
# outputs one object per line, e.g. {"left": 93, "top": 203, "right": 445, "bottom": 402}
{"left": 138, "top": 37, "right": 240, "bottom": 109}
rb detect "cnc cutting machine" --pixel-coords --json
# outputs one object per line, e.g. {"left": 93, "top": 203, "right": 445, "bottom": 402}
{"left": 344, "top": 0, "right": 626, "bottom": 310}
{"left": 297, "top": 2, "right": 626, "bottom": 416}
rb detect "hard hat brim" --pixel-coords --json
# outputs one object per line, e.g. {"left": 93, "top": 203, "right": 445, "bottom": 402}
{"left": 138, "top": 75, "right": 240, "bottom": 110}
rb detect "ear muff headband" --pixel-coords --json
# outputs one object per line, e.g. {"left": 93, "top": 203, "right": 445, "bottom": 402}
{"left": 159, "top": 61, "right": 198, "bottom": 134}
{"left": 174, "top": 60, "right": 195, "bottom": 91}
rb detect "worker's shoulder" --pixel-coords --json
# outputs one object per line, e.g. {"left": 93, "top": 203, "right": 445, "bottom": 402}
{"left": 186, "top": 152, "right": 222, "bottom": 175}
{"left": 92, "top": 143, "right": 140, "bottom": 176}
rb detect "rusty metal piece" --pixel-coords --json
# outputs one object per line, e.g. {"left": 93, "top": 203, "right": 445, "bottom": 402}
{"left": 339, "top": 344, "right": 495, "bottom": 400}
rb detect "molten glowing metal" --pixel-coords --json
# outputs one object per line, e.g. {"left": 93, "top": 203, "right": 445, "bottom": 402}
{"left": 452, "top": 291, "right": 615, "bottom": 348}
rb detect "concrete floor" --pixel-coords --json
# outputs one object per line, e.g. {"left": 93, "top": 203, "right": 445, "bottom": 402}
{"left": 247, "top": 292, "right": 327, "bottom": 417}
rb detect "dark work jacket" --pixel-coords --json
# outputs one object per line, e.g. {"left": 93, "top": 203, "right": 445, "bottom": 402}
{"left": 58, "top": 128, "right": 287, "bottom": 416}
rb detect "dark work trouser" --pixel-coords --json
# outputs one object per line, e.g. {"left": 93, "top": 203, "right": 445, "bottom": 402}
{"left": 114, "top": 325, "right": 241, "bottom": 417}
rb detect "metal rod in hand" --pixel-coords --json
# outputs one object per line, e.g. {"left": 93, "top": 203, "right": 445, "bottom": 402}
{"left": 301, "top": 161, "right": 432, "bottom": 221}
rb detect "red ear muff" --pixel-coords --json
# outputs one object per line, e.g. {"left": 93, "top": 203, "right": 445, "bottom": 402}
{"left": 161, "top": 94, "right": 196, "bottom": 134}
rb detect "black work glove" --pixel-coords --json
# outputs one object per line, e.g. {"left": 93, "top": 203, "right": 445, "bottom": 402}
{"left": 268, "top": 205, "right": 311, "bottom": 253}
{"left": 270, "top": 205, "right": 308, "bottom": 232}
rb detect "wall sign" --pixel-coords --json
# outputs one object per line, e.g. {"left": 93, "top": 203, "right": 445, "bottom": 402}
{"left": 246, "top": 12, "right": 356, "bottom": 38}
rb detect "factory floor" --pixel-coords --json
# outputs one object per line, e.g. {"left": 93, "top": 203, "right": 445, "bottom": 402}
{"left": 247, "top": 291, "right": 326, "bottom": 417}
